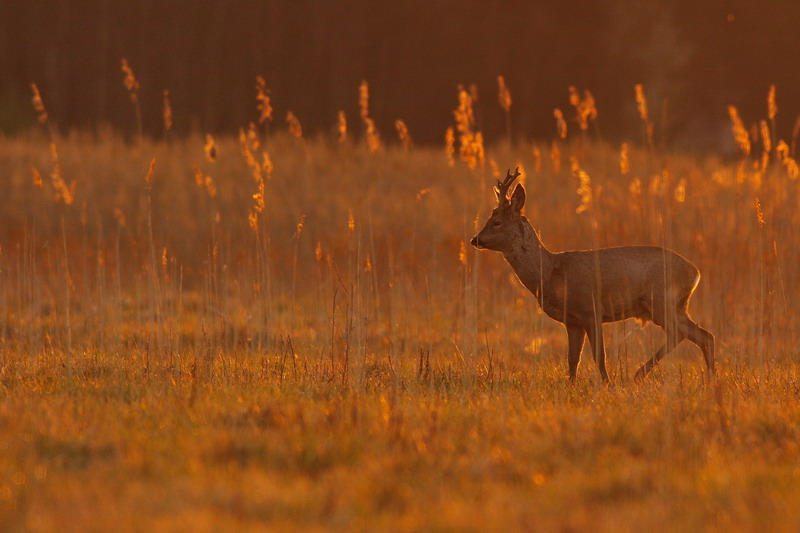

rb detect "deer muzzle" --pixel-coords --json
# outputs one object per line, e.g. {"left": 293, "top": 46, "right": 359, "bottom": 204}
{"left": 470, "top": 235, "right": 481, "bottom": 248}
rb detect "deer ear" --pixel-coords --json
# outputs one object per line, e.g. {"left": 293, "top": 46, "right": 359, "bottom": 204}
{"left": 510, "top": 184, "right": 526, "bottom": 212}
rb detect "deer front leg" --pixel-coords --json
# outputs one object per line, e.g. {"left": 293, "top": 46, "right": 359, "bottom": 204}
{"left": 584, "top": 318, "right": 609, "bottom": 383}
{"left": 566, "top": 324, "right": 585, "bottom": 382}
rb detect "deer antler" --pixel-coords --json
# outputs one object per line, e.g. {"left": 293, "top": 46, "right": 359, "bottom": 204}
{"left": 494, "top": 167, "right": 521, "bottom": 206}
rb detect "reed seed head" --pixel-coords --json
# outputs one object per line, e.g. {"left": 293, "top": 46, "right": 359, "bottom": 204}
{"left": 620, "top": 142, "right": 630, "bottom": 175}
{"left": 30, "top": 83, "right": 48, "bottom": 124}
{"left": 759, "top": 120, "right": 771, "bottom": 154}
{"left": 256, "top": 76, "right": 273, "bottom": 124}
{"left": 444, "top": 127, "right": 455, "bottom": 167}
{"left": 571, "top": 157, "right": 592, "bottom": 213}
{"left": 48, "top": 142, "right": 73, "bottom": 205}
{"left": 162, "top": 90, "right": 173, "bottom": 131}
{"left": 727, "top": 106, "right": 751, "bottom": 156}
{"left": 337, "top": 111, "right": 347, "bottom": 143}
{"left": 776, "top": 140, "right": 800, "bottom": 179}
{"left": 497, "top": 75, "right": 512, "bottom": 112}
{"left": 204, "top": 134, "right": 217, "bottom": 162}
{"left": 553, "top": 109, "right": 567, "bottom": 139}
{"left": 755, "top": 197, "right": 765, "bottom": 226}
{"left": 531, "top": 144, "right": 541, "bottom": 174}
{"left": 32, "top": 166, "right": 43, "bottom": 187}
{"left": 145, "top": 157, "right": 155, "bottom": 186}
{"left": 120, "top": 58, "right": 140, "bottom": 104}
{"left": 634, "top": 84, "right": 648, "bottom": 122}
{"left": 674, "top": 178, "right": 686, "bottom": 203}
{"left": 286, "top": 111, "right": 303, "bottom": 138}
{"left": 453, "top": 85, "right": 481, "bottom": 168}
{"left": 767, "top": 85, "right": 777, "bottom": 121}
{"left": 359, "top": 80, "right": 370, "bottom": 121}
{"left": 262, "top": 151, "right": 273, "bottom": 179}
{"left": 253, "top": 178, "right": 265, "bottom": 213}
{"left": 394, "top": 119, "right": 412, "bottom": 150}
{"left": 569, "top": 87, "right": 597, "bottom": 131}
{"left": 248, "top": 210, "right": 259, "bottom": 233}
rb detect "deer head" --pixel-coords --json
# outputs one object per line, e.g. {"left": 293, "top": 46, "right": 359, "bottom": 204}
{"left": 470, "top": 167, "right": 526, "bottom": 252}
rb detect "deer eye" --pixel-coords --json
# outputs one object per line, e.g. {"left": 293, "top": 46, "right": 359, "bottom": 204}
{"left": 492, "top": 219, "right": 502, "bottom": 227}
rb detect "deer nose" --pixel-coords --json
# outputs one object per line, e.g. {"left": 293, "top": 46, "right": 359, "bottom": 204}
{"left": 470, "top": 236, "right": 478, "bottom": 247}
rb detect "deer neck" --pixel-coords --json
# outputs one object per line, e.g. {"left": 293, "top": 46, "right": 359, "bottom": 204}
{"left": 502, "top": 217, "right": 553, "bottom": 301}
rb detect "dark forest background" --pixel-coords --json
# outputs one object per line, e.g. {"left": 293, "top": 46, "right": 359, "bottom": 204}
{"left": 2, "top": 0, "right": 799, "bottom": 151}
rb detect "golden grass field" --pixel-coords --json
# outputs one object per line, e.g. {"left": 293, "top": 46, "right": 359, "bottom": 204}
{"left": 1, "top": 82, "right": 800, "bottom": 531}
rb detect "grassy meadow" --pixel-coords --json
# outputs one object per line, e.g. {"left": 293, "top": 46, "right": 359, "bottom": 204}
{"left": 1, "top": 82, "right": 800, "bottom": 531}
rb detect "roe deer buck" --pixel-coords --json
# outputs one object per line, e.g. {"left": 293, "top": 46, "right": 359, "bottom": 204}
{"left": 470, "top": 168, "right": 715, "bottom": 383}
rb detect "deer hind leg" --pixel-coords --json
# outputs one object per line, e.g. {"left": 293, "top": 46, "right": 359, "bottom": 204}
{"left": 634, "top": 321, "right": 685, "bottom": 380}
{"left": 634, "top": 305, "right": 688, "bottom": 381}
{"left": 566, "top": 324, "right": 585, "bottom": 383}
{"left": 679, "top": 316, "right": 716, "bottom": 376}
